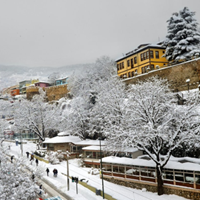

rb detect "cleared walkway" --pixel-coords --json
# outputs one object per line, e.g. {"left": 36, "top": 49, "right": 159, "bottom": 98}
{"left": 37, "top": 178, "right": 72, "bottom": 200}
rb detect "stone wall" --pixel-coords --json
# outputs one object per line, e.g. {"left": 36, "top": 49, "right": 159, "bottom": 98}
{"left": 45, "top": 85, "right": 69, "bottom": 102}
{"left": 26, "top": 84, "right": 69, "bottom": 101}
{"left": 104, "top": 176, "right": 200, "bottom": 200}
{"left": 125, "top": 58, "right": 200, "bottom": 92}
{"left": 26, "top": 87, "right": 40, "bottom": 100}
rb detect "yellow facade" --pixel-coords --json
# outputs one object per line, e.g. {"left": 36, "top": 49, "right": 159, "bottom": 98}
{"left": 116, "top": 44, "right": 168, "bottom": 78}
{"left": 25, "top": 79, "right": 39, "bottom": 87}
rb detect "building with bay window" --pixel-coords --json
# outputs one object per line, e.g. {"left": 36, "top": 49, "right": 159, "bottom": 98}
{"left": 116, "top": 42, "right": 168, "bottom": 79}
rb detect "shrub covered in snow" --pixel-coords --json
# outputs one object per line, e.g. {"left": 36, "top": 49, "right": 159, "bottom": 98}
{"left": 0, "top": 149, "right": 42, "bottom": 199}
{"left": 45, "top": 150, "right": 66, "bottom": 164}
{"left": 34, "top": 150, "right": 46, "bottom": 157}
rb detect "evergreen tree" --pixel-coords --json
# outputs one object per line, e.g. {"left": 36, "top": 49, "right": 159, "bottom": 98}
{"left": 163, "top": 7, "right": 200, "bottom": 62}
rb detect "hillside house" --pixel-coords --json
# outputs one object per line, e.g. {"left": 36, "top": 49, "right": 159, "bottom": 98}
{"left": 55, "top": 77, "right": 68, "bottom": 86}
{"left": 35, "top": 81, "right": 50, "bottom": 88}
{"left": 116, "top": 42, "right": 168, "bottom": 79}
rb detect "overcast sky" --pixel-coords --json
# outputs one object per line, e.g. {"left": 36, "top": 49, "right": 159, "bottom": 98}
{"left": 0, "top": 0, "right": 200, "bottom": 68}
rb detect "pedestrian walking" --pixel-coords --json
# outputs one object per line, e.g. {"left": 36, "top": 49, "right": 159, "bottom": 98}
{"left": 39, "top": 184, "right": 42, "bottom": 195}
{"left": 31, "top": 173, "right": 35, "bottom": 181}
{"left": 26, "top": 152, "right": 29, "bottom": 158}
{"left": 53, "top": 168, "right": 58, "bottom": 177}
{"left": 46, "top": 168, "right": 49, "bottom": 176}
{"left": 36, "top": 158, "right": 38, "bottom": 166}
{"left": 30, "top": 153, "right": 34, "bottom": 161}
{"left": 11, "top": 155, "right": 14, "bottom": 163}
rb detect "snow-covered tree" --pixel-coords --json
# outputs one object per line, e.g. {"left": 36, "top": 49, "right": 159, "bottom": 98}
{"left": 106, "top": 77, "right": 200, "bottom": 195}
{"left": 13, "top": 88, "right": 62, "bottom": 142}
{"left": 0, "top": 151, "right": 41, "bottom": 199}
{"left": 48, "top": 72, "right": 60, "bottom": 85}
{"left": 63, "top": 56, "right": 125, "bottom": 139}
{"left": 89, "top": 77, "right": 127, "bottom": 139}
{"left": 163, "top": 7, "right": 200, "bottom": 62}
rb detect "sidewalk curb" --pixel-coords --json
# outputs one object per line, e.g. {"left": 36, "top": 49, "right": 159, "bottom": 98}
{"left": 40, "top": 177, "right": 74, "bottom": 200}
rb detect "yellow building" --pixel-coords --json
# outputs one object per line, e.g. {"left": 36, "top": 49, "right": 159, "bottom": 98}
{"left": 116, "top": 43, "right": 168, "bottom": 78}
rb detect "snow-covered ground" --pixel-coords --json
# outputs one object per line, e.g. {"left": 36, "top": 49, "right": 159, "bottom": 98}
{"left": 3, "top": 140, "right": 190, "bottom": 200}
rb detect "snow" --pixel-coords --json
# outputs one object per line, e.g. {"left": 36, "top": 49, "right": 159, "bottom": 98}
{"left": 102, "top": 156, "right": 200, "bottom": 172}
{"left": 82, "top": 145, "right": 104, "bottom": 151}
{"left": 75, "top": 139, "right": 106, "bottom": 146}
{"left": 2, "top": 140, "right": 190, "bottom": 200}
{"left": 43, "top": 136, "right": 82, "bottom": 144}
{"left": 57, "top": 131, "right": 70, "bottom": 136}
{"left": 82, "top": 145, "right": 140, "bottom": 153}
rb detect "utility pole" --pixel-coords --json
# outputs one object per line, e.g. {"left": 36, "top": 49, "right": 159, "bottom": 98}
{"left": 66, "top": 151, "right": 70, "bottom": 191}
{"left": 99, "top": 135, "right": 105, "bottom": 199}
{"left": 20, "top": 131, "right": 23, "bottom": 156}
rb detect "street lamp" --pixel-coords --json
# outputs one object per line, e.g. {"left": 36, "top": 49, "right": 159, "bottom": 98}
{"left": 99, "top": 134, "right": 105, "bottom": 199}
{"left": 20, "top": 131, "right": 23, "bottom": 156}
{"left": 186, "top": 79, "right": 190, "bottom": 92}
{"left": 66, "top": 151, "right": 70, "bottom": 191}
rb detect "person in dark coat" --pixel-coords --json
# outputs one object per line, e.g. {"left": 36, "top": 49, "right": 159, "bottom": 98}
{"left": 46, "top": 168, "right": 49, "bottom": 176}
{"left": 31, "top": 173, "right": 35, "bottom": 181}
{"left": 30, "top": 154, "right": 34, "bottom": 161}
{"left": 26, "top": 152, "right": 29, "bottom": 158}
{"left": 11, "top": 155, "right": 14, "bottom": 163}
{"left": 36, "top": 158, "right": 39, "bottom": 166}
{"left": 53, "top": 168, "right": 58, "bottom": 177}
{"left": 39, "top": 184, "right": 42, "bottom": 195}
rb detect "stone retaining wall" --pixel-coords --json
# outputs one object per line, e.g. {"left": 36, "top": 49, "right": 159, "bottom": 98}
{"left": 26, "top": 84, "right": 69, "bottom": 101}
{"left": 125, "top": 58, "right": 200, "bottom": 92}
{"left": 104, "top": 176, "right": 200, "bottom": 200}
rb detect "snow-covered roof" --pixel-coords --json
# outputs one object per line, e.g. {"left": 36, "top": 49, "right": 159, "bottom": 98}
{"left": 82, "top": 145, "right": 140, "bottom": 152}
{"left": 102, "top": 156, "right": 200, "bottom": 172}
{"left": 116, "top": 43, "right": 165, "bottom": 62}
{"left": 74, "top": 139, "right": 106, "bottom": 146}
{"left": 57, "top": 131, "right": 70, "bottom": 136}
{"left": 43, "top": 136, "right": 82, "bottom": 144}
{"left": 82, "top": 145, "right": 103, "bottom": 151}
{"left": 35, "top": 81, "right": 50, "bottom": 84}
{"left": 55, "top": 76, "right": 68, "bottom": 81}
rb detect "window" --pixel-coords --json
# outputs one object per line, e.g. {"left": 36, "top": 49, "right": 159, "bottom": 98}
{"left": 145, "top": 66, "right": 148, "bottom": 73}
{"left": 122, "top": 62, "right": 124, "bottom": 69}
{"left": 141, "top": 54, "right": 143, "bottom": 61}
{"left": 150, "top": 50, "right": 154, "bottom": 58}
{"left": 134, "top": 57, "right": 137, "bottom": 64}
{"left": 147, "top": 51, "right": 149, "bottom": 59}
{"left": 165, "top": 171, "right": 173, "bottom": 180}
{"left": 150, "top": 65, "right": 154, "bottom": 70}
{"left": 128, "top": 72, "right": 131, "bottom": 77}
{"left": 131, "top": 59, "right": 133, "bottom": 68}
{"left": 156, "top": 51, "right": 159, "bottom": 59}
{"left": 142, "top": 67, "right": 145, "bottom": 74}
{"left": 123, "top": 74, "right": 127, "bottom": 78}
{"left": 132, "top": 71, "right": 134, "bottom": 77}
{"left": 127, "top": 60, "right": 130, "bottom": 67}
{"left": 144, "top": 52, "right": 146, "bottom": 60}
{"left": 135, "top": 69, "right": 137, "bottom": 75}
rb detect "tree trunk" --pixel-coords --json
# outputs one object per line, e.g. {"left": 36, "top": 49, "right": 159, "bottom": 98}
{"left": 156, "top": 165, "right": 164, "bottom": 195}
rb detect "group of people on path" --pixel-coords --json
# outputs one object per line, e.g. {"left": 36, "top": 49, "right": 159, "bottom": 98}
{"left": 26, "top": 152, "right": 39, "bottom": 166}
{"left": 46, "top": 168, "right": 58, "bottom": 177}
{"left": 12, "top": 152, "right": 58, "bottom": 178}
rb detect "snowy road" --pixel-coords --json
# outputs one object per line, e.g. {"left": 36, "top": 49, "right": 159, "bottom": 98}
{"left": 3, "top": 141, "right": 190, "bottom": 200}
